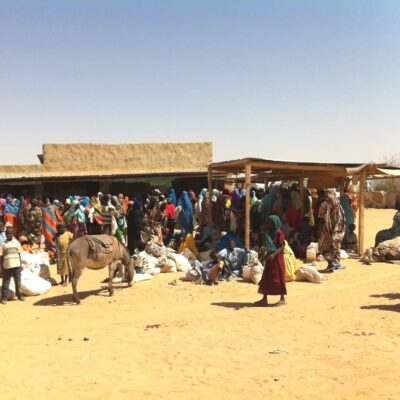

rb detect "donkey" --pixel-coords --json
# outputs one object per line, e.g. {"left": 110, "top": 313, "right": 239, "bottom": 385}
{"left": 67, "top": 235, "right": 135, "bottom": 304}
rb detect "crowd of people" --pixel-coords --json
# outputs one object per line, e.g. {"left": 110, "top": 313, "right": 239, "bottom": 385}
{"left": 0, "top": 183, "right": 366, "bottom": 306}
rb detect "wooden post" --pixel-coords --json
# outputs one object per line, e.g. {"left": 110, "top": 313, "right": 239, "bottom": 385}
{"left": 358, "top": 171, "right": 366, "bottom": 255}
{"left": 245, "top": 162, "right": 252, "bottom": 249}
{"left": 298, "top": 175, "right": 304, "bottom": 216}
{"left": 207, "top": 165, "right": 213, "bottom": 226}
{"left": 339, "top": 179, "right": 345, "bottom": 196}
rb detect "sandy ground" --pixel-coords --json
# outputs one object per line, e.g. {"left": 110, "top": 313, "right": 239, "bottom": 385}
{"left": 1, "top": 208, "right": 400, "bottom": 400}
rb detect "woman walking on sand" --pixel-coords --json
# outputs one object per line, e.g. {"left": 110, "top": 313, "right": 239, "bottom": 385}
{"left": 255, "top": 215, "right": 286, "bottom": 307}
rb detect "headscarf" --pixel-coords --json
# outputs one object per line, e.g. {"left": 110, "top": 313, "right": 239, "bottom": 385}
{"left": 212, "top": 189, "right": 220, "bottom": 203}
{"left": 231, "top": 188, "right": 241, "bottom": 209}
{"left": 168, "top": 188, "right": 177, "bottom": 206}
{"left": 265, "top": 215, "right": 282, "bottom": 254}
{"left": 178, "top": 191, "right": 193, "bottom": 233}
{"left": 189, "top": 190, "right": 197, "bottom": 204}
{"left": 262, "top": 185, "right": 279, "bottom": 218}
{"left": 250, "top": 189, "right": 258, "bottom": 208}
{"left": 197, "top": 188, "right": 207, "bottom": 213}
{"left": 4, "top": 197, "right": 20, "bottom": 216}
{"left": 81, "top": 196, "right": 90, "bottom": 207}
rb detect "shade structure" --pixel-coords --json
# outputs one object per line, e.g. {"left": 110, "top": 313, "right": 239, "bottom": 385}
{"left": 208, "top": 158, "right": 400, "bottom": 254}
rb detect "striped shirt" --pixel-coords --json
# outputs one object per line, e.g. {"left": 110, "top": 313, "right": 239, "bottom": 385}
{"left": 0, "top": 238, "right": 23, "bottom": 269}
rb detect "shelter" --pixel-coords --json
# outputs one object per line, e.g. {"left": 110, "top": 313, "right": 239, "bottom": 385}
{"left": 208, "top": 158, "right": 400, "bottom": 254}
{"left": 0, "top": 142, "right": 212, "bottom": 199}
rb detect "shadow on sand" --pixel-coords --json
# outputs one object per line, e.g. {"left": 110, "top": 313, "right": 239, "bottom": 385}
{"left": 210, "top": 301, "right": 286, "bottom": 310}
{"left": 369, "top": 292, "right": 400, "bottom": 300}
{"left": 360, "top": 292, "right": 400, "bottom": 313}
{"left": 211, "top": 301, "right": 257, "bottom": 310}
{"left": 361, "top": 304, "right": 400, "bottom": 313}
{"left": 33, "top": 285, "right": 126, "bottom": 306}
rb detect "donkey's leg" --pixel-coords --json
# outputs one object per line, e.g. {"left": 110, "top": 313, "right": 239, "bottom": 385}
{"left": 71, "top": 266, "right": 83, "bottom": 304}
{"left": 108, "top": 262, "right": 118, "bottom": 296}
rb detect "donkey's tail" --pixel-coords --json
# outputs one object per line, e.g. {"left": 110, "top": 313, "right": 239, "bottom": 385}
{"left": 66, "top": 245, "right": 73, "bottom": 284}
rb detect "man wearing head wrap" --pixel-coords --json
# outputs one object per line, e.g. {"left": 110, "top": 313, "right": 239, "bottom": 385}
{"left": 318, "top": 189, "right": 345, "bottom": 271}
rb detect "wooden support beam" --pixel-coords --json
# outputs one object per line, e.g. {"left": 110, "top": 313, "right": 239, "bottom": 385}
{"left": 358, "top": 171, "right": 366, "bottom": 255}
{"left": 245, "top": 162, "right": 252, "bottom": 249}
{"left": 207, "top": 165, "right": 213, "bottom": 226}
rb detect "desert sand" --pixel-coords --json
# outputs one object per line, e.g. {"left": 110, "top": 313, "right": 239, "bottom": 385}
{"left": 1, "top": 208, "right": 399, "bottom": 400}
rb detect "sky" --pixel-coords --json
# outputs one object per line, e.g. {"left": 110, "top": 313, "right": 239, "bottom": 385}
{"left": 0, "top": 0, "right": 399, "bottom": 165}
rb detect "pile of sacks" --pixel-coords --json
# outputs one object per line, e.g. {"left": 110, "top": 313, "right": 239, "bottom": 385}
{"left": 132, "top": 241, "right": 193, "bottom": 275}
{"left": 0, "top": 250, "right": 54, "bottom": 299}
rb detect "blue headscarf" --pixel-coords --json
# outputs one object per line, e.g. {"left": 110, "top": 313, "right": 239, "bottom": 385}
{"left": 168, "top": 188, "right": 177, "bottom": 206}
{"left": 4, "top": 197, "right": 19, "bottom": 216}
{"left": 178, "top": 191, "right": 193, "bottom": 234}
{"left": 231, "top": 188, "right": 241, "bottom": 210}
{"left": 81, "top": 196, "right": 90, "bottom": 207}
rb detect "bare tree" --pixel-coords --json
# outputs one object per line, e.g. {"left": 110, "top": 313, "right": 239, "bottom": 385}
{"left": 370, "top": 154, "right": 400, "bottom": 191}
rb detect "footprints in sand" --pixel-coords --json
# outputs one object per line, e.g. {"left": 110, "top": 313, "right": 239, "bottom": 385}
{"left": 342, "top": 330, "right": 376, "bottom": 337}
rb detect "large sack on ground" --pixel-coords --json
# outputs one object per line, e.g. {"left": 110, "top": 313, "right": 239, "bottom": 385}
{"left": 134, "top": 251, "right": 160, "bottom": 274}
{"left": 180, "top": 268, "right": 202, "bottom": 282}
{"left": 378, "top": 236, "right": 400, "bottom": 248}
{"left": 177, "top": 254, "right": 192, "bottom": 273}
{"left": 157, "top": 257, "right": 177, "bottom": 273}
{"left": 167, "top": 253, "right": 192, "bottom": 272}
{"left": 307, "top": 242, "right": 319, "bottom": 254}
{"left": 242, "top": 251, "right": 264, "bottom": 284}
{"left": 295, "top": 265, "right": 327, "bottom": 284}
{"left": 20, "top": 269, "right": 51, "bottom": 296}
{"left": 134, "top": 273, "right": 154, "bottom": 283}
{"left": 181, "top": 248, "right": 197, "bottom": 263}
{"left": 145, "top": 242, "right": 166, "bottom": 258}
{"left": 283, "top": 241, "right": 297, "bottom": 282}
{"left": 21, "top": 251, "right": 51, "bottom": 279}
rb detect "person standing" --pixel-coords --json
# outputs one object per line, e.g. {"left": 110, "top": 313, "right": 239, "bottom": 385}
{"left": 55, "top": 224, "right": 74, "bottom": 286}
{"left": 1, "top": 226, "right": 25, "bottom": 304}
{"left": 255, "top": 215, "right": 286, "bottom": 307}
{"left": 127, "top": 199, "right": 144, "bottom": 255}
{"left": 318, "top": 189, "right": 345, "bottom": 271}
{"left": 0, "top": 221, "right": 6, "bottom": 245}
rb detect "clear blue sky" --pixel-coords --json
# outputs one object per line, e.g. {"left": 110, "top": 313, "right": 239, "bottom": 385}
{"left": 1, "top": 0, "right": 399, "bottom": 165}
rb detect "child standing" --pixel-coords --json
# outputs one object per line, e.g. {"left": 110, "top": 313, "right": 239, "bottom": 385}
{"left": 343, "top": 223, "right": 358, "bottom": 253}
{"left": 1, "top": 226, "right": 25, "bottom": 304}
{"left": 56, "top": 224, "right": 74, "bottom": 286}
